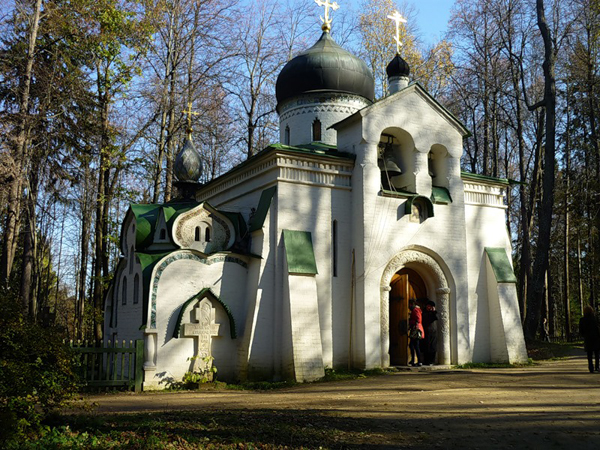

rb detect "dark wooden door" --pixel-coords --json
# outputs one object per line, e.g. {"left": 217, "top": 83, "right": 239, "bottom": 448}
{"left": 389, "top": 269, "right": 427, "bottom": 366}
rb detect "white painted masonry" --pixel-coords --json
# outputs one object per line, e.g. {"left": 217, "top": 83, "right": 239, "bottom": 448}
{"left": 105, "top": 33, "right": 528, "bottom": 388}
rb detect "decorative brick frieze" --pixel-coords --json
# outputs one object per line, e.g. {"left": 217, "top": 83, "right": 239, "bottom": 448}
{"left": 199, "top": 153, "right": 354, "bottom": 201}
{"left": 463, "top": 182, "right": 506, "bottom": 208}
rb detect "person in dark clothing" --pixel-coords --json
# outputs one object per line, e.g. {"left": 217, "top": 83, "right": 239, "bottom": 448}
{"left": 408, "top": 299, "right": 424, "bottom": 367}
{"left": 421, "top": 300, "right": 438, "bottom": 365}
{"left": 579, "top": 305, "right": 600, "bottom": 373}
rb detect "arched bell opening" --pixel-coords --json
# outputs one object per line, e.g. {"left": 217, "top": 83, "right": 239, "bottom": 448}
{"left": 377, "top": 127, "right": 416, "bottom": 192}
{"left": 429, "top": 144, "right": 449, "bottom": 189}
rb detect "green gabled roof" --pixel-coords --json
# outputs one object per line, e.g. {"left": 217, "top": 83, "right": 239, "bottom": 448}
{"left": 219, "top": 210, "right": 247, "bottom": 241}
{"left": 249, "top": 186, "right": 277, "bottom": 232}
{"left": 283, "top": 229, "right": 318, "bottom": 275}
{"left": 131, "top": 202, "right": 198, "bottom": 250}
{"left": 485, "top": 248, "right": 517, "bottom": 283}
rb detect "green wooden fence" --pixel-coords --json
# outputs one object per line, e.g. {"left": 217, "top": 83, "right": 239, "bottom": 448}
{"left": 68, "top": 339, "right": 144, "bottom": 392}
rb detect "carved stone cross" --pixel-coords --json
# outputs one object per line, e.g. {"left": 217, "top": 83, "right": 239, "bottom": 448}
{"left": 387, "top": 10, "right": 407, "bottom": 54}
{"left": 315, "top": 0, "right": 339, "bottom": 32}
{"left": 183, "top": 299, "right": 220, "bottom": 374}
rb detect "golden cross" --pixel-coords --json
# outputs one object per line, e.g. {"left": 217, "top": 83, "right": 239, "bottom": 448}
{"left": 387, "top": 10, "right": 407, "bottom": 54}
{"left": 315, "top": 0, "right": 340, "bottom": 32}
{"left": 182, "top": 102, "right": 200, "bottom": 135}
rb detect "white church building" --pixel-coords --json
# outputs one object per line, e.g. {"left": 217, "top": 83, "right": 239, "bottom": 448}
{"left": 104, "top": 10, "right": 527, "bottom": 389}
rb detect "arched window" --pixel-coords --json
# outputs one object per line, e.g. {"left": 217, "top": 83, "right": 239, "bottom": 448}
{"left": 429, "top": 145, "right": 449, "bottom": 188}
{"left": 312, "top": 119, "right": 322, "bottom": 142}
{"left": 122, "top": 276, "right": 127, "bottom": 306}
{"left": 159, "top": 229, "right": 166, "bottom": 240}
{"left": 285, "top": 126, "right": 290, "bottom": 145}
{"left": 129, "top": 246, "right": 134, "bottom": 274}
{"left": 205, "top": 226, "right": 211, "bottom": 242}
{"left": 133, "top": 274, "right": 140, "bottom": 304}
{"left": 195, "top": 226, "right": 201, "bottom": 242}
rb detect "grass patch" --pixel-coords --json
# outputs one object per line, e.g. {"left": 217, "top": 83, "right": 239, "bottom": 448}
{"left": 455, "top": 359, "right": 534, "bottom": 369}
{"left": 225, "top": 380, "right": 298, "bottom": 391}
{"left": 157, "top": 367, "right": 393, "bottom": 393}
{"left": 320, "top": 367, "right": 391, "bottom": 382}
{"left": 19, "top": 408, "right": 403, "bottom": 449}
{"left": 526, "top": 340, "right": 583, "bottom": 361}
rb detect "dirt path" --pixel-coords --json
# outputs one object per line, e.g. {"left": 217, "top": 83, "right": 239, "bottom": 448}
{"left": 79, "top": 356, "right": 600, "bottom": 449}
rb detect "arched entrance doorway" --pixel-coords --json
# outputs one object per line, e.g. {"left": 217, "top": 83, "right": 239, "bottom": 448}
{"left": 380, "top": 247, "right": 452, "bottom": 366}
{"left": 389, "top": 268, "right": 427, "bottom": 366}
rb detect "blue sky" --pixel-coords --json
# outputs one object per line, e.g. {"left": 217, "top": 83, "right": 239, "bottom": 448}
{"left": 344, "top": 0, "right": 455, "bottom": 46}
{"left": 409, "top": 0, "right": 454, "bottom": 45}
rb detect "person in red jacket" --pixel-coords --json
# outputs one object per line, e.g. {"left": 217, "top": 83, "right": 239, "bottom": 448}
{"left": 408, "top": 299, "right": 425, "bottom": 366}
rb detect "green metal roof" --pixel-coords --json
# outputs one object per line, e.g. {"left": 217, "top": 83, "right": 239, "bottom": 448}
{"left": 268, "top": 142, "right": 355, "bottom": 160}
{"left": 461, "top": 172, "right": 510, "bottom": 186}
{"left": 249, "top": 186, "right": 277, "bottom": 232}
{"left": 219, "top": 210, "right": 247, "bottom": 241}
{"left": 380, "top": 188, "right": 416, "bottom": 197}
{"left": 283, "top": 230, "right": 318, "bottom": 275}
{"left": 130, "top": 202, "right": 197, "bottom": 250}
{"left": 431, "top": 186, "right": 453, "bottom": 204}
{"left": 485, "top": 248, "right": 517, "bottom": 283}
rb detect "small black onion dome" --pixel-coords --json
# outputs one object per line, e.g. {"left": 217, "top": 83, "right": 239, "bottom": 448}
{"left": 174, "top": 135, "right": 203, "bottom": 182}
{"left": 386, "top": 54, "right": 410, "bottom": 78}
{"left": 276, "top": 32, "right": 375, "bottom": 105}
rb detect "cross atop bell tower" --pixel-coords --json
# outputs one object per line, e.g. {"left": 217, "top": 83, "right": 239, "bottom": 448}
{"left": 387, "top": 10, "right": 407, "bottom": 55}
{"left": 315, "top": 0, "right": 339, "bottom": 32}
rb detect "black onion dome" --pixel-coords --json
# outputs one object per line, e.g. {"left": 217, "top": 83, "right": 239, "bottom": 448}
{"left": 276, "top": 32, "right": 374, "bottom": 105}
{"left": 386, "top": 54, "right": 410, "bottom": 78}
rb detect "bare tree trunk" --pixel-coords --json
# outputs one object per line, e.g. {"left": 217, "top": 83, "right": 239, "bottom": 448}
{"left": 0, "top": 0, "right": 43, "bottom": 287}
{"left": 563, "top": 88, "right": 571, "bottom": 339}
{"left": 164, "top": 104, "right": 176, "bottom": 202}
{"left": 578, "top": 233, "right": 584, "bottom": 313}
{"left": 152, "top": 9, "right": 177, "bottom": 203}
{"left": 93, "top": 67, "right": 111, "bottom": 342}
{"left": 77, "top": 163, "right": 92, "bottom": 339}
{"left": 20, "top": 200, "right": 34, "bottom": 315}
{"left": 525, "top": 0, "right": 557, "bottom": 340}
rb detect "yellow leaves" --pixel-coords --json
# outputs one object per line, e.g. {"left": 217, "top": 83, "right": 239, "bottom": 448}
{"left": 358, "top": 0, "right": 421, "bottom": 98}
{"left": 416, "top": 40, "right": 455, "bottom": 96}
{"left": 358, "top": 0, "right": 455, "bottom": 99}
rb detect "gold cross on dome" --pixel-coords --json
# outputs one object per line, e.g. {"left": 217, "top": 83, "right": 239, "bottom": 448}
{"left": 387, "top": 10, "right": 407, "bottom": 54}
{"left": 315, "top": 0, "right": 340, "bottom": 32}
{"left": 182, "top": 102, "right": 200, "bottom": 135}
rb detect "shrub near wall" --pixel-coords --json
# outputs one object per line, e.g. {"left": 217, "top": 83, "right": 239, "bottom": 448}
{"left": 0, "top": 294, "right": 78, "bottom": 446}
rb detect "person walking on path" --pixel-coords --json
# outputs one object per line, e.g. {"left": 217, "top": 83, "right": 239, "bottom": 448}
{"left": 421, "top": 300, "right": 438, "bottom": 365}
{"left": 579, "top": 305, "right": 600, "bottom": 373}
{"left": 408, "top": 300, "right": 424, "bottom": 367}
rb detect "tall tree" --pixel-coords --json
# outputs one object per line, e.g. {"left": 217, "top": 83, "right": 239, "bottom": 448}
{"left": 524, "top": 0, "right": 558, "bottom": 340}
{"left": 0, "top": 0, "right": 42, "bottom": 295}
